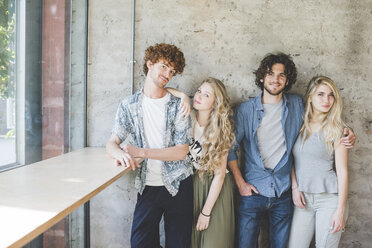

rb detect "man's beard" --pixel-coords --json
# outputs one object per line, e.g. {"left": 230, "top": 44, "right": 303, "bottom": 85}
{"left": 263, "top": 84, "right": 285, "bottom": 96}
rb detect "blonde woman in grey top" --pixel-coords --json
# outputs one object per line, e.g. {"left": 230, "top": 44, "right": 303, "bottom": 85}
{"left": 288, "top": 76, "right": 349, "bottom": 248}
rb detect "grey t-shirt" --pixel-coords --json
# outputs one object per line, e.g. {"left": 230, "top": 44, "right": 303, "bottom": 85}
{"left": 293, "top": 132, "right": 338, "bottom": 193}
{"left": 257, "top": 100, "right": 286, "bottom": 170}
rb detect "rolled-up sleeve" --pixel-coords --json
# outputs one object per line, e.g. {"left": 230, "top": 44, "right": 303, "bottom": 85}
{"left": 228, "top": 105, "right": 245, "bottom": 162}
{"left": 111, "top": 101, "right": 133, "bottom": 143}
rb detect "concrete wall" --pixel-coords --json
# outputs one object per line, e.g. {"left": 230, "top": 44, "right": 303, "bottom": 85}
{"left": 87, "top": 0, "right": 372, "bottom": 247}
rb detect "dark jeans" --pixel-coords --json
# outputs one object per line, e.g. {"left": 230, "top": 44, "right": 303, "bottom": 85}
{"left": 238, "top": 190, "right": 293, "bottom": 248}
{"left": 131, "top": 176, "right": 193, "bottom": 248}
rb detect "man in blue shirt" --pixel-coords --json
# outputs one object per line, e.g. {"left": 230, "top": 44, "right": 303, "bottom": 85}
{"left": 228, "top": 53, "right": 355, "bottom": 248}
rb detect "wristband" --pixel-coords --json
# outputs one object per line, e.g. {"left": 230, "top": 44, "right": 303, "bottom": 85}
{"left": 201, "top": 210, "right": 211, "bottom": 217}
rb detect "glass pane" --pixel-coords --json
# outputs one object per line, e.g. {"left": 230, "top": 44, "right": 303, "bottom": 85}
{"left": 0, "top": 0, "right": 16, "bottom": 167}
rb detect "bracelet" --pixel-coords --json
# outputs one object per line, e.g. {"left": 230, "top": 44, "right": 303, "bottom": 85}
{"left": 291, "top": 185, "right": 298, "bottom": 190}
{"left": 200, "top": 210, "right": 211, "bottom": 217}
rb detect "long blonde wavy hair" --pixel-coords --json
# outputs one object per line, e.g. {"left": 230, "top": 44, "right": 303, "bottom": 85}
{"left": 300, "top": 76, "right": 345, "bottom": 152}
{"left": 195, "top": 77, "right": 235, "bottom": 178}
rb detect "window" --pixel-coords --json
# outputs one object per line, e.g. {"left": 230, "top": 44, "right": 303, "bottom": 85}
{"left": 0, "top": 0, "right": 16, "bottom": 168}
{"left": 1, "top": 0, "right": 89, "bottom": 246}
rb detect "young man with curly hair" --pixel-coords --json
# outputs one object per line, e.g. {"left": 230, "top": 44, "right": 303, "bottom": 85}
{"left": 106, "top": 43, "right": 192, "bottom": 248}
{"left": 227, "top": 53, "right": 355, "bottom": 248}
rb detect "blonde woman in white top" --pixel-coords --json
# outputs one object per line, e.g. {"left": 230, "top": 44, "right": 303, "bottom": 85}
{"left": 168, "top": 77, "right": 236, "bottom": 248}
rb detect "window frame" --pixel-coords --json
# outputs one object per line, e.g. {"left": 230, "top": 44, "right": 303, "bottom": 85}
{"left": 0, "top": 0, "right": 23, "bottom": 171}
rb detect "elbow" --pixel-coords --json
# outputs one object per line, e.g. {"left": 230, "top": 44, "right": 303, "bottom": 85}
{"left": 212, "top": 172, "right": 225, "bottom": 186}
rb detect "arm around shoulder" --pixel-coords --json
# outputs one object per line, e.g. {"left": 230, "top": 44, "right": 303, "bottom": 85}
{"left": 167, "top": 87, "right": 191, "bottom": 117}
{"left": 340, "top": 127, "right": 356, "bottom": 148}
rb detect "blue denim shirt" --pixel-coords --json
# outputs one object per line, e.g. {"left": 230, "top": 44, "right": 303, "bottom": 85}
{"left": 228, "top": 93, "right": 304, "bottom": 197}
{"left": 112, "top": 89, "right": 192, "bottom": 196}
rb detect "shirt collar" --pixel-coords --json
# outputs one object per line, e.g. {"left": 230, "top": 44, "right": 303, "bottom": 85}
{"left": 137, "top": 87, "right": 178, "bottom": 105}
{"left": 254, "top": 92, "right": 288, "bottom": 111}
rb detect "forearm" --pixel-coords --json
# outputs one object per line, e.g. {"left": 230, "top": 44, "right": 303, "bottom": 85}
{"left": 106, "top": 135, "right": 122, "bottom": 158}
{"left": 228, "top": 160, "right": 245, "bottom": 186}
{"left": 337, "top": 171, "right": 348, "bottom": 213}
{"left": 138, "top": 144, "right": 189, "bottom": 161}
{"left": 335, "top": 143, "right": 349, "bottom": 212}
{"left": 166, "top": 87, "right": 184, "bottom": 98}
{"left": 201, "top": 172, "right": 225, "bottom": 214}
{"left": 291, "top": 165, "right": 299, "bottom": 189}
{"left": 202, "top": 156, "right": 228, "bottom": 214}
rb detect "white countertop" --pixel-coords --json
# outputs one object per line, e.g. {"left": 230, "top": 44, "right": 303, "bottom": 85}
{"left": 0, "top": 147, "right": 130, "bottom": 248}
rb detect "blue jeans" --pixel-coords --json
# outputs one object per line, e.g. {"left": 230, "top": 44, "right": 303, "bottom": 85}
{"left": 238, "top": 190, "right": 293, "bottom": 248}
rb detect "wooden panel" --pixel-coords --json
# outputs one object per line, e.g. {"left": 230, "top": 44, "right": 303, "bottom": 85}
{"left": 0, "top": 147, "right": 130, "bottom": 248}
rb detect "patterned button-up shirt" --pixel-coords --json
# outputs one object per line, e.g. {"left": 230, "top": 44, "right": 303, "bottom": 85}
{"left": 112, "top": 89, "right": 192, "bottom": 196}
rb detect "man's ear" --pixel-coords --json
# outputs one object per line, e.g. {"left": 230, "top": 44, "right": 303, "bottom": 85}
{"left": 146, "top": 60, "right": 153, "bottom": 71}
{"left": 260, "top": 79, "right": 263, "bottom": 82}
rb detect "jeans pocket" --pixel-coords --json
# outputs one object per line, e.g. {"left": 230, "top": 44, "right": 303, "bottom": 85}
{"left": 240, "top": 191, "right": 258, "bottom": 198}
{"left": 139, "top": 186, "right": 150, "bottom": 198}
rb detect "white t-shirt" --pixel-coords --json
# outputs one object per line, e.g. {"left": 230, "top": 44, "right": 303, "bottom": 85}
{"left": 142, "top": 92, "right": 170, "bottom": 186}
{"left": 257, "top": 100, "right": 287, "bottom": 170}
{"left": 187, "top": 113, "right": 229, "bottom": 173}
{"left": 187, "top": 117, "right": 205, "bottom": 170}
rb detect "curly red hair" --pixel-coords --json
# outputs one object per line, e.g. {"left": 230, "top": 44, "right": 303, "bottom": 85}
{"left": 143, "top": 43, "right": 186, "bottom": 76}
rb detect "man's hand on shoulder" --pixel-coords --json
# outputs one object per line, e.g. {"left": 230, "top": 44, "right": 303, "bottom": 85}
{"left": 179, "top": 94, "right": 191, "bottom": 117}
{"left": 340, "top": 127, "right": 356, "bottom": 149}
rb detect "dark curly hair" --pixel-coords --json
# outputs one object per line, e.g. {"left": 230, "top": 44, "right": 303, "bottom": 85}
{"left": 254, "top": 53, "right": 297, "bottom": 92}
{"left": 142, "top": 43, "right": 186, "bottom": 76}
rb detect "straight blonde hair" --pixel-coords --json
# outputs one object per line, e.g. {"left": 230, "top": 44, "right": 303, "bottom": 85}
{"left": 300, "top": 76, "right": 345, "bottom": 152}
